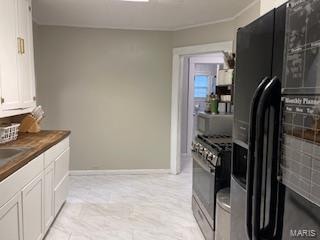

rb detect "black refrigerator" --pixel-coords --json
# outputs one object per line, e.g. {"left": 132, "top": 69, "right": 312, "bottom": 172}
{"left": 231, "top": 0, "right": 320, "bottom": 239}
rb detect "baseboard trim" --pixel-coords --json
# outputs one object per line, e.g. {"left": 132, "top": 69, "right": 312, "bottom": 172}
{"left": 69, "top": 169, "right": 171, "bottom": 176}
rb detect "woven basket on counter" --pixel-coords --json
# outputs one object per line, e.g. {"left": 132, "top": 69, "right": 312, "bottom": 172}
{"left": 0, "top": 123, "right": 20, "bottom": 144}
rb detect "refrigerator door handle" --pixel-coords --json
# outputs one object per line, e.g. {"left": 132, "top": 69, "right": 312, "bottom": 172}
{"left": 252, "top": 77, "right": 281, "bottom": 240}
{"left": 261, "top": 77, "right": 281, "bottom": 239}
{"left": 246, "top": 77, "right": 271, "bottom": 240}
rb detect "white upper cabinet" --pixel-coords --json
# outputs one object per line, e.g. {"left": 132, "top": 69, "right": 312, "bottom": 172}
{"left": 18, "top": 0, "right": 36, "bottom": 109}
{"left": 0, "top": 0, "right": 36, "bottom": 115}
{"left": 0, "top": 0, "right": 21, "bottom": 110}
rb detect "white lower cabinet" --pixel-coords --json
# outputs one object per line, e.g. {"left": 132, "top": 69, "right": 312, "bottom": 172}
{"left": 53, "top": 148, "right": 70, "bottom": 216}
{"left": 0, "top": 136, "right": 70, "bottom": 240}
{"left": 22, "top": 173, "right": 44, "bottom": 240}
{"left": 54, "top": 174, "right": 69, "bottom": 216}
{"left": 44, "top": 163, "right": 54, "bottom": 232}
{"left": 0, "top": 193, "right": 23, "bottom": 240}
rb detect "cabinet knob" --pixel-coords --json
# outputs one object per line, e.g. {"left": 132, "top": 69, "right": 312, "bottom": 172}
{"left": 1, "top": 98, "right": 4, "bottom": 104}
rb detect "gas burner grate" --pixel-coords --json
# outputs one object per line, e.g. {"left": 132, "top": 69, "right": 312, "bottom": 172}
{"left": 205, "top": 134, "right": 232, "bottom": 139}
{"left": 197, "top": 134, "right": 233, "bottom": 152}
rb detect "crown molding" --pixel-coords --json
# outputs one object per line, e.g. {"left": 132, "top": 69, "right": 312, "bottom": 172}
{"left": 33, "top": 0, "right": 260, "bottom": 32}
{"left": 173, "top": 0, "right": 260, "bottom": 31}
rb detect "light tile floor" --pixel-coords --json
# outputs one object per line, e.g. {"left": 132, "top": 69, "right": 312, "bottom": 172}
{"left": 45, "top": 160, "right": 204, "bottom": 240}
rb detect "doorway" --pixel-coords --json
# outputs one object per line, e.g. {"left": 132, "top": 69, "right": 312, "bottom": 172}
{"left": 180, "top": 53, "right": 225, "bottom": 172}
{"left": 170, "top": 41, "right": 233, "bottom": 174}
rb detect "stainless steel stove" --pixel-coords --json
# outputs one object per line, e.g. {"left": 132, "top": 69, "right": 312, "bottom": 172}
{"left": 191, "top": 134, "right": 232, "bottom": 240}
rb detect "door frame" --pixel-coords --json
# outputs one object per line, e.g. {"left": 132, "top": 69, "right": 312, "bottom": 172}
{"left": 170, "top": 41, "right": 233, "bottom": 174}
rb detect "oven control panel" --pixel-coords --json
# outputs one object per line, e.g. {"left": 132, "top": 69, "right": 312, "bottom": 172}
{"left": 192, "top": 141, "right": 220, "bottom": 166}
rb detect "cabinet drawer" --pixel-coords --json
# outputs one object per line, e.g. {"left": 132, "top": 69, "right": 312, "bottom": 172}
{"left": 0, "top": 154, "right": 44, "bottom": 207}
{"left": 54, "top": 174, "right": 68, "bottom": 216}
{"left": 44, "top": 137, "right": 69, "bottom": 168}
{"left": 54, "top": 148, "right": 70, "bottom": 187}
{"left": 192, "top": 197, "right": 214, "bottom": 240}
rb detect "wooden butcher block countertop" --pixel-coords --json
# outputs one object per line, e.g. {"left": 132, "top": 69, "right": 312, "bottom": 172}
{"left": 0, "top": 130, "right": 71, "bottom": 182}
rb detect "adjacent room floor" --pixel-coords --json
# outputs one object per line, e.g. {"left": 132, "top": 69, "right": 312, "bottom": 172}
{"left": 44, "top": 167, "right": 204, "bottom": 240}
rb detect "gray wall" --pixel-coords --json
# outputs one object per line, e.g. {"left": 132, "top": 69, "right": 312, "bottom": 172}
{"left": 173, "top": 21, "right": 235, "bottom": 48}
{"left": 35, "top": 26, "right": 172, "bottom": 170}
{"left": 33, "top": 1, "right": 260, "bottom": 171}
{"left": 233, "top": 1, "right": 261, "bottom": 49}
{"left": 173, "top": 1, "right": 260, "bottom": 49}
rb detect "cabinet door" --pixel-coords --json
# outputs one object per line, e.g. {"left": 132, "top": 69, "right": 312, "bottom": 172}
{"left": 44, "top": 163, "right": 54, "bottom": 233}
{"left": 0, "top": 193, "right": 23, "bottom": 240}
{"left": 22, "top": 173, "right": 44, "bottom": 240}
{"left": 17, "top": 0, "right": 35, "bottom": 109}
{"left": 54, "top": 148, "right": 70, "bottom": 216}
{"left": 0, "top": 0, "right": 21, "bottom": 110}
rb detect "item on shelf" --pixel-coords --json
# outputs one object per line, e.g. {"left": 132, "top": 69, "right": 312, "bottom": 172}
{"left": 217, "top": 69, "right": 234, "bottom": 86}
{"left": 210, "top": 94, "right": 219, "bottom": 114}
{"left": 205, "top": 94, "right": 212, "bottom": 114}
{"left": 223, "top": 52, "right": 236, "bottom": 69}
{"left": 205, "top": 93, "right": 219, "bottom": 114}
{"left": 220, "top": 95, "right": 232, "bottom": 102}
{"left": 0, "top": 123, "right": 20, "bottom": 143}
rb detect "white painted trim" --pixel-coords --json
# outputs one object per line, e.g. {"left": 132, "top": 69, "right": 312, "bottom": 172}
{"left": 33, "top": 0, "right": 259, "bottom": 32}
{"left": 69, "top": 169, "right": 171, "bottom": 176}
{"left": 187, "top": 59, "right": 196, "bottom": 157}
{"left": 170, "top": 41, "right": 233, "bottom": 175}
{"left": 31, "top": 21, "right": 174, "bottom": 32}
{"left": 172, "top": 17, "right": 234, "bottom": 31}
{"left": 181, "top": 153, "right": 191, "bottom": 159}
{"left": 173, "top": 42, "right": 233, "bottom": 56}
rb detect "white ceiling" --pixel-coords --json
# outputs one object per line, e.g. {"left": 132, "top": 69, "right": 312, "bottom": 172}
{"left": 32, "top": 0, "right": 257, "bottom": 31}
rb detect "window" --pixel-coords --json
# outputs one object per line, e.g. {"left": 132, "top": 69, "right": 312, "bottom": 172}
{"left": 194, "top": 75, "right": 209, "bottom": 98}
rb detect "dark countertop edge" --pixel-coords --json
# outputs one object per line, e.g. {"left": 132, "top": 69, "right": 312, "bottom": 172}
{"left": 0, "top": 131, "right": 71, "bottom": 182}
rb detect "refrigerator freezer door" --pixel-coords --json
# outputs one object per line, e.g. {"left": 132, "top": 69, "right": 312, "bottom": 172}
{"left": 233, "top": 10, "right": 275, "bottom": 145}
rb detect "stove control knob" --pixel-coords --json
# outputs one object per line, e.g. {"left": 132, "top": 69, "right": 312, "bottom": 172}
{"left": 199, "top": 147, "right": 204, "bottom": 154}
{"left": 207, "top": 153, "right": 213, "bottom": 161}
{"left": 212, "top": 154, "right": 220, "bottom": 166}
{"left": 191, "top": 142, "right": 196, "bottom": 152}
{"left": 204, "top": 149, "right": 209, "bottom": 157}
{"left": 195, "top": 143, "right": 200, "bottom": 151}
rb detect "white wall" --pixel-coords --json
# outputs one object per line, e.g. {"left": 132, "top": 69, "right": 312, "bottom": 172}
{"left": 260, "top": 0, "right": 288, "bottom": 15}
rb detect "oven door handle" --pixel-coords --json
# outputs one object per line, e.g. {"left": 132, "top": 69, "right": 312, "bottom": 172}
{"left": 192, "top": 153, "right": 214, "bottom": 174}
{"left": 246, "top": 77, "right": 270, "bottom": 240}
